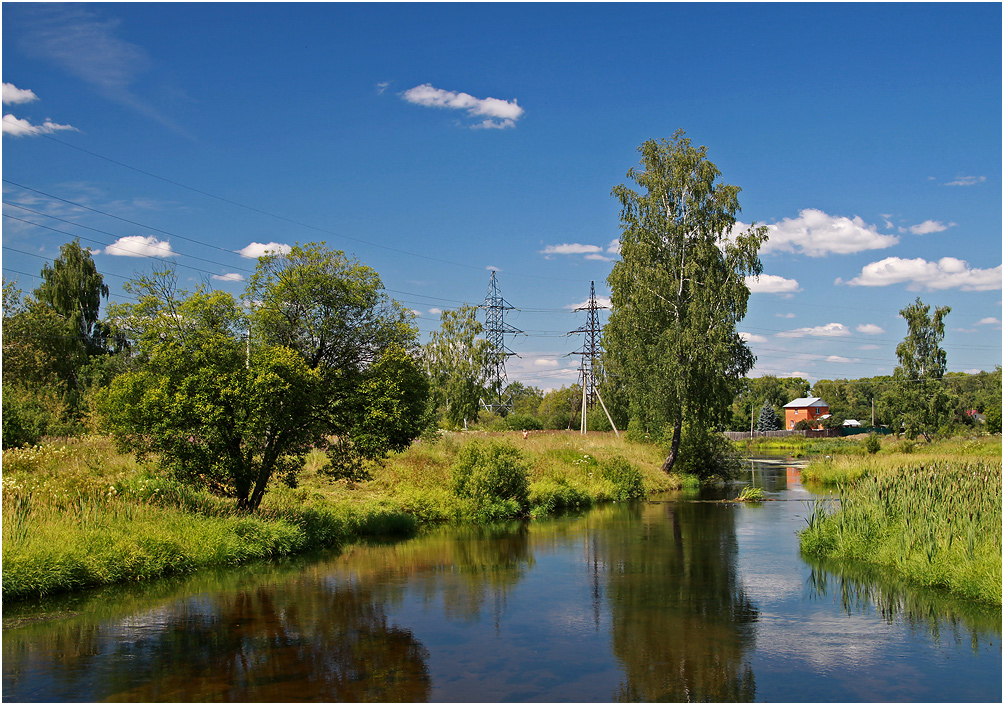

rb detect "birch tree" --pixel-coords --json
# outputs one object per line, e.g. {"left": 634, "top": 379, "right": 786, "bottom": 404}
{"left": 604, "top": 131, "right": 768, "bottom": 474}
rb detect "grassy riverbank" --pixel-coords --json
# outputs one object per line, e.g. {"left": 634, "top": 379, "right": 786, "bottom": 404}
{"left": 2, "top": 432, "right": 679, "bottom": 601}
{"left": 799, "top": 459, "right": 1002, "bottom": 605}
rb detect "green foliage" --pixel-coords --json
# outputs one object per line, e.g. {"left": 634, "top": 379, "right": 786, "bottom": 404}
{"left": 864, "top": 433, "right": 881, "bottom": 454}
{"left": 728, "top": 375, "right": 809, "bottom": 431}
{"left": 537, "top": 384, "right": 582, "bottom": 429}
{"left": 504, "top": 381, "right": 544, "bottom": 417}
{"left": 504, "top": 413, "right": 543, "bottom": 431}
{"left": 2, "top": 384, "right": 72, "bottom": 449}
{"left": 799, "top": 461, "right": 1002, "bottom": 605}
{"left": 450, "top": 440, "right": 530, "bottom": 522}
{"left": 670, "top": 424, "right": 742, "bottom": 483}
{"left": 599, "top": 456, "right": 645, "bottom": 501}
{"left": 604, "top": 131, "right": 768, "bottom": 472}
{"left": 736, "top": 486, "right": 765, "bottom": 502}
{"left": 34, "top": 239, "right": 110, "bottom": 353}
{"left": 888, "top": 298, "right": 954, "bottom": 441}
{"left": 423, "top": 305, "right": 493, "bottom": 428}
{"left": 101, "top": 244, "right": 428, "bottom": 511}
{"left": 756, "top": 402, "right": 781, "bottom": 432}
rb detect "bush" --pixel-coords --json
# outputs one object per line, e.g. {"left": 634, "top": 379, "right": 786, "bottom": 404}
{"left": 670, "top": 424, "right": 741, "bottom": 483}
{"left": 504, "top": 413, "right": 543, "bottom": 431}
{"left": 1, "top": 385, "right": 70, "bottom": 449}
{"left": 864, "top": 433, "right": 881, "bottom": 454}
{"left": 599, "top": 456, "right": 645, "bottom": 501}
{"left": 450, "top": 440, "right": 530, "bottom": 522}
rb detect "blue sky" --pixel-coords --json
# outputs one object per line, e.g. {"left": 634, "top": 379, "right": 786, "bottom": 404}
{"left": 3, "top": 3, "right": 1001, "bottom": 391}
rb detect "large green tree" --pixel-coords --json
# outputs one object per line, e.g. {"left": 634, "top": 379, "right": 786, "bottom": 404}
{"left": 887, "top": 298, "right": 955, "bottom": 441}
{"left": 423, "top": 305, "right": 493, "bottom": 428}
{"left": 34, "top": 239, "right": 110, "bottom": 355}
{"left": 102, "top": 245, "right": 429, "bottom": 510}
{"left": 604, "top": 131, "right": 768, "bottom": 474}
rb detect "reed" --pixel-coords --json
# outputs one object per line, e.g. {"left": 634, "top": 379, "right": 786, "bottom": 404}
{"left": 799, "top": 460, "right": 1002, "bottom": 605}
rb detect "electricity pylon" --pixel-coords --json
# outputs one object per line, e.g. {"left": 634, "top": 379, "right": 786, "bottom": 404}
{"left": 569, "top": 281, "right": 602, "bottom": 407}
{"left": 569, "top": 281, "right": 618, "bottom": 436}
{"left": 480, "top": 270, "right": 522, "bottom": 415}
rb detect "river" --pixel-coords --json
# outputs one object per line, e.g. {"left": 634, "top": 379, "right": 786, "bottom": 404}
{"left": 2, "top": 458, "right": 1001, "bottom": 702}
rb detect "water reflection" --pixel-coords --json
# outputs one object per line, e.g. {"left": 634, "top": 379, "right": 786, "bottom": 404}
{"left": 595, "top": 502, "right": 758, "bottom": 701}
{"left": 5, "top": 571, "right": 431, "bottom": 702}
{"left": 3, "top": 494, "right": 1000, "bottom": 702}
{"left": 806, "top": 557, "right": 1002, "bottom": 653}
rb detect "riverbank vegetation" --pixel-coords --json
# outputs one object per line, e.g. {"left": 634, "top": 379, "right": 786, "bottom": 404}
{"left": 799, "top": 459, "right": 1001, "bottom": 605}
{"left": 2, "top": 431, "right": 677, "bottom": 601}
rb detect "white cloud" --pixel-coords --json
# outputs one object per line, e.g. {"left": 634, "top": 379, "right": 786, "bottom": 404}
{"left": 236, "top": 241, "right": 292, "bottom": 259}
{"left": 976, "top": 317, "right": 1001, "bottom": 326}
{"left": 584, "top": 253, "right": 614, "bottom": 262}
{"left": 428, "top": 307, "right": 442, "bottom": 316}
{"left": 533, "top": 359, "right": 559, "bottom": 368}
{"left": 782, "top": 371, "right": 812, "bottom": 380}
{"left": 2, "top": 114, "right": 76, "bottom": 137}
{"left": 826, "top": 355, "right": 860, "bottom": 364}
{"left": 777, "top": 322, "right": 852, "bottom": 338}
{"left": 739, "top": 331, "right": 768, "bottom": 343}
{"left": 856, "top": 323, "right": 885, "bottom": 334}
{"left": 410, "top": 309, "right": 422, "bottom": 317}
{"left": 736, "top": 209, "right": 898, "bottom": 257}
{"left": 607, "top": 239, "right": 621, "bottom": 254}
{"left": 3, "top": 83, "right": 38, "bottom": 104}
{"left": 565, "top": 296, "right": 612, "bottom": 310}
{"left": 485, "top": 264, "right": 502, "bottom": 272}
{"left": 858, "top": 344, "right": 880, "bottom": 350}
{"left": 842, "top": 257, "right": 1002, "bottom": 291}
{"left": 541, "top": 243, "right": 603, "bottom": 255}
{"left": 906, "top": 220, "right": 954, "bottom": 235}
{"left": 746, "top": 274, "right": 801, "bottom": 295}
{"left": 401, "top": 83, "right": 524, "bottom": 129}
{"left": 775, "top": 312, "right": 796, "bottom": 319}
{"left": 945, "top": 175, "right": 986, "bottom": 187}
{"left": 211, "top": 272, "right": 245, "bottom": 282}
{"left": 376, "top": 81, "right": 390, "bottom": 95}
{"left": 101, "top": 235, "right": 174, "bottom": 258}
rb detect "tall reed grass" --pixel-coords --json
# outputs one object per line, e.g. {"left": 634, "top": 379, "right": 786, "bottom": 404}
{"left": 799, "top": 460, "right": 1002, "bottom": 605}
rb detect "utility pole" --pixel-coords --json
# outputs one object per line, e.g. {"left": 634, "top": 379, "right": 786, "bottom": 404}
{"left": 480, "top": 270, "right": 522, "bottom": 415}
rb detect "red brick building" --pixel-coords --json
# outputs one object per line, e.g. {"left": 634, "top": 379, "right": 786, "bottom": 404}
{"left": 783, "top": 397, "right": 830, "bottom": 430}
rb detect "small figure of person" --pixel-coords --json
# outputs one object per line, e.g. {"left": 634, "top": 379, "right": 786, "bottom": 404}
{"left": 522, "top": 429, "right": 529, "bottom": 440}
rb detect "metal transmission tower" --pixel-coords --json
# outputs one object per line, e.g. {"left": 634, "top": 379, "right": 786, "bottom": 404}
{"left": 569, "top": 281, "right": 619, "bottom": 436}
{"left": 570, "top": 281, "right": 603, "bottom": 406}
{"left": 480, "top": 270, "right": 522, "bottom": 415}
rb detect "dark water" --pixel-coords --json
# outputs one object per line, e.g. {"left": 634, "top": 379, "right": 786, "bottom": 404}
{"left": 3, "top": 459, "right": 1001, "bottom": 702}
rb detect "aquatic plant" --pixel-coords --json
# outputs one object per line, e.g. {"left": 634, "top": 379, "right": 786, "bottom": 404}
{"left": 799, "top": 460, "right": 1002, "bottom": 604}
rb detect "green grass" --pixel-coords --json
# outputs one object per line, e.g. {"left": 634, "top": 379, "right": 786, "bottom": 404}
{"left": 2, "top": 431, "right": 682, "bottom": 601}
{"left": 801, "top": 435, "right": 1002, "bottom": 485}
{"left": 799, "top": 459, "right": 1002, "bottom": 605}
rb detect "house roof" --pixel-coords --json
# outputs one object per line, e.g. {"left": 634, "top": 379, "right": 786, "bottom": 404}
{"left": 783, "top": 397, "right": 829, "bottom": 409}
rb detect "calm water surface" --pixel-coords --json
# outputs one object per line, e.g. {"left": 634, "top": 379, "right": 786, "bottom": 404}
{"left": 3, "top": 459, "right": 1001, "bottom": 702}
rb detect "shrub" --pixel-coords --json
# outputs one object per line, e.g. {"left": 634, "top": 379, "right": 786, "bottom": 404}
{"left": 504, "top": 413, "right": 543, "bottom": 431}
{"left": 864, "top": 433, "right": 881, "bottom": 454}
{"left": 450, "top": 440, "right": 530, "bottom": 522}
{"left": 599, "top": 456, "right": 645, "bottom": 501}
{"left": 670, "top": 424, "right": 741, "bottom": 483}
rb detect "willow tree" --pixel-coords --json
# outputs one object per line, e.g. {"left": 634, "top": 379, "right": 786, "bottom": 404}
{"left": 605, "top": 131, "right": 768, "bottom": 474}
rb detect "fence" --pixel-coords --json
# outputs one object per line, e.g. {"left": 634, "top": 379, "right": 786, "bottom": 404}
{"left": 722, "top": 429, "right": 842, "bottom": 441}
{"left": 723, "top": 427, "right": 894, "bottom": 441}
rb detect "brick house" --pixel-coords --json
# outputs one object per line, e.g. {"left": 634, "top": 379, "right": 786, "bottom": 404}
{"left": 783, "top": 397, "right": 830, "bottom": 430}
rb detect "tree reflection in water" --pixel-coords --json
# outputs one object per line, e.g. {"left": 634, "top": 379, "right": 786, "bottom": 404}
{"left": 593, "top": 501, "right": 759, "bottom": 702}
{"left": 5, "top": 577, "right": 430, "bottom": 702}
